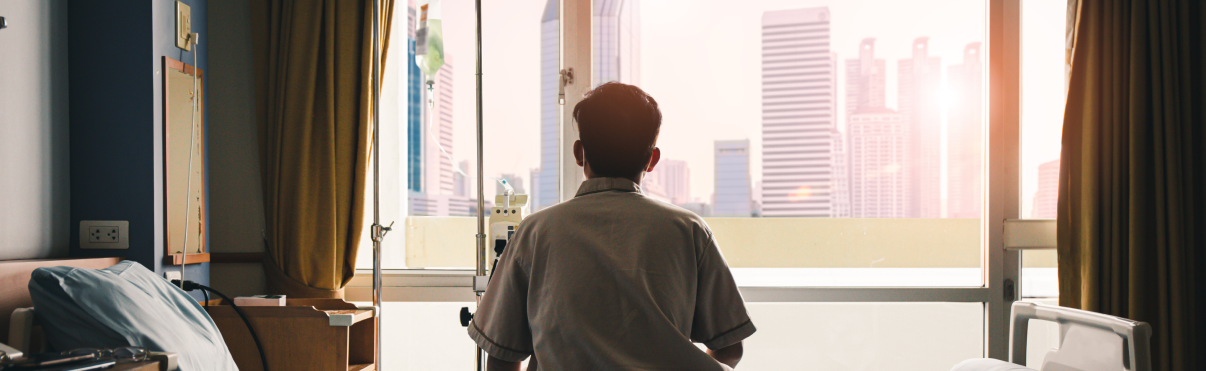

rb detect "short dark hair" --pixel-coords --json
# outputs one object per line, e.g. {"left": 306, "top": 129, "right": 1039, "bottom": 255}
{"left": 572, "top": 82, "right": 662, "bottom": 179}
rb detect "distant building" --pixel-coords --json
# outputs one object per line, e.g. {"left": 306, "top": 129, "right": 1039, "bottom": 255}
{"left": 846, "top": 38, "right": 912, "bottom": 218}
{"left": 899, "top": 37, "right": 943, "bottom": 218}
{"left": 647, "top": 159, "right": 690, "bottom": 205}
{"left": 1032, "top": 159, "right": 1060, "bottom": 218}
{"left": 455, "top": 161, "right": 468, "bottom": 197}
{"left": 846, "top": 38, "right": 886, "bottom": 120}
{"left": 760, "top": 7, "right": 836, "bottom": 217}
{"left": 714, "top": 140, "right": 753, "bottom": 216}
{"left": 680, "top": 201, "right": 712, "bottom": 217}
{"left": 407, "top": 2, "right": 423, "bottom": 193}
{"left": 849, "top": 109, "right": 911, "bottom": 218}
{"left": 947, "top": 43, "right": 984, "bottom": 218}
{"left": 831, "top": 128, "right": 851, "bottom": 218}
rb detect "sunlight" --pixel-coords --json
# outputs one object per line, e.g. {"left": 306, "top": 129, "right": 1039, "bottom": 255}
{"left": 788, "top": 186, "right": 814, "bottom": 202}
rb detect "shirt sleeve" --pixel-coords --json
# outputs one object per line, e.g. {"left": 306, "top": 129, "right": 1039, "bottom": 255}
{"left": 690, "top": 231, "right": 757, "bottom": 350}
{"left": 467, "top": 234, "right": 534, "bottom": 362}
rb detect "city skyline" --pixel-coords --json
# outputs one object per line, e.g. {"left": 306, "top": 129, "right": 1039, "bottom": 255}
{"left": 409, "top": 0, "right": 1062, "bottom": 219}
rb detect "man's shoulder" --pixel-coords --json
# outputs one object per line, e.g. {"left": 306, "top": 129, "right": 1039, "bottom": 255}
{"left": 526, "top": 193, "right": 710, "bottom": 231}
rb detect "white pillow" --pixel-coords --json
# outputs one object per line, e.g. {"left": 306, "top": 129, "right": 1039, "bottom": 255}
{"left": 28, "top": 260, "right": 238, "bottom": 371}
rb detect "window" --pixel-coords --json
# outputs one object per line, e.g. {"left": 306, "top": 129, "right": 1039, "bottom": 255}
{"left": 354, "top": 0, "right": 1045, "bottom": 367}
{"left": 1017, "top": 0, "right": 1066, "bottom": 302}
{"left": 628, "top": 0, "right": 987, "bottom": 288}
{"left": 357, "top": 0, "right": 553, "bottom": 270}
{"left": 1015, "top": 1, "right": 1068, "bottom": 366}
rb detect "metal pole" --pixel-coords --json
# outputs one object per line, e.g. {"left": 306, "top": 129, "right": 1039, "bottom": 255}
{"left": 475, "top": 0, "right": 488, "bottom": 369}
{"left": 370, "top": 1, "right": 384, "bottom": 370}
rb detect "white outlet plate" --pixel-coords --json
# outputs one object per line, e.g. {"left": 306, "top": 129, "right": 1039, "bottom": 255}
{"left": 165, "top": 270, "right": 182, "bottom": 283}
{"left": 176, "top": 1, "right": 192, "bottom": 51}
{"left": 80, "top": 220, "right": 129, "bottom": 249}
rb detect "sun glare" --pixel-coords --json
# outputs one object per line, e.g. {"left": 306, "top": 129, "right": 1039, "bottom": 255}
{"left": 788, "top": 186, "right": 814, "bottom": 202}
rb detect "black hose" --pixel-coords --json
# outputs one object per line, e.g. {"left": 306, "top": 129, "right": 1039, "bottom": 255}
{"left": 202, "top": 289, "right": 210, "bottom": 307}
{"left": 174, "top": 280, "right": 269, "bottom": 371}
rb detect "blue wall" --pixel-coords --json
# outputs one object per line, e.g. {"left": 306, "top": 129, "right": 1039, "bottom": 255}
{"left": 68, "top": 0, "right": 210, "bottom": 294}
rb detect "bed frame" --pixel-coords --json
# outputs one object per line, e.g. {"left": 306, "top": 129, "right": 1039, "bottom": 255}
{"left": 0, "top": 257, "right": 120, "bottom": 346}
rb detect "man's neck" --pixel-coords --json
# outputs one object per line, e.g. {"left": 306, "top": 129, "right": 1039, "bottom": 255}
{"left": 584, "top": 174, "right": 643, "bottom": 185}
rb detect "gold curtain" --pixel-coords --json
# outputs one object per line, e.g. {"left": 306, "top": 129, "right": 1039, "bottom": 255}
{"left": 1058, "top": 0, "right": 1206, "bottom": 369}
{"left": 251, "top": 0, "right": 394, "bottom": 298}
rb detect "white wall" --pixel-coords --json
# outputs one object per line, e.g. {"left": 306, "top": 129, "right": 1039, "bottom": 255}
{"left": 0, "top": 0, "right": 70, "bottom": 260}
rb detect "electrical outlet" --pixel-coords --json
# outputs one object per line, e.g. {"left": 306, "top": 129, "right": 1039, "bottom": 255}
{"left": 165, "top": 270, "right": 182, "bottom": 283}
{"left": 176, "top": 1, "right": 192, "bottom": 51}
{"left": 88, "top": 226, "right": 120, "bottom": 243}
{"left": 80, "top": 220, "right": 129, "bottom": 249}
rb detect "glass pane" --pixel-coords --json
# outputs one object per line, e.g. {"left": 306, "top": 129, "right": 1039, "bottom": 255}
{"left": 1020, "top": 0, "right": 1067, "bottom": 219}
{"left": 743, "top": 302, "right": 983, "bottom": 369}
{"left": 360, "top": 0, "right": 552, "bottom": 269}
{"left": 369, "top": 301, "right": 982, "bottom": 369}
{"left": 369, "top": 302, "right": 480, "bottom": 370}
{"left": 624, "top": 0, "right": 985, "bottom": 285}
{"left": 634, "top": 1, "right": 984, "bottom": 218}
{"left": 1022, "top": 249, "right": 1058, "bottom": 299}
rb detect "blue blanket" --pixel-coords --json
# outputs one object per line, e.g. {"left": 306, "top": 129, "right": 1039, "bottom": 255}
{"left": 28, "top": 260, "right": 238, "bottom": 371}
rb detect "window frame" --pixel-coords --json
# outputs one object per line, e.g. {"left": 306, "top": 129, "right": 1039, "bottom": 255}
{"left": 351, "top": 0, "right": 1035, "bottom": 361}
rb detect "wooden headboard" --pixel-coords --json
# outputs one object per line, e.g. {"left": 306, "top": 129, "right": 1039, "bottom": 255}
{"left": 0, "top": 257, "right": 120, "bottom": 344}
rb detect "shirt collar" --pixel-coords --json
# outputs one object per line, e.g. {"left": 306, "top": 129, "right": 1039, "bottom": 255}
{"left": 575, "top": 177, "right": 643, "bottom": 197}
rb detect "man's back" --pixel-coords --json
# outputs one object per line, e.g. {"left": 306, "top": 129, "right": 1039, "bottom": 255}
{"left": 469, "top": 178, "right": 755, "bottom": 370}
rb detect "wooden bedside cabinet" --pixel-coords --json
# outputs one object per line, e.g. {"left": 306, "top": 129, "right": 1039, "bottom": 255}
{"left": 205, "top": 299, "right": 376, "bottom": 371}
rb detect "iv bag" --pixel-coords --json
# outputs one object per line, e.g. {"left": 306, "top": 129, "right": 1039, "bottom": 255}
{"left": 415, "top": 0, "right": 445, "bottom": 81}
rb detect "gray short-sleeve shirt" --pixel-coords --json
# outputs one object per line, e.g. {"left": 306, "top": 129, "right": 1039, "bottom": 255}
{"left": 468, "top": 177, "right": 756, "bottom": 370}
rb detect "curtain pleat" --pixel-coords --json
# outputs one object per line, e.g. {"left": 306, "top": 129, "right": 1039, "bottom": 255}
{"left": 1058, "top": 0, "right": 1206, "bottom": 369}
{"left": 252, "top": 0, "right": 394, "bottom": 297}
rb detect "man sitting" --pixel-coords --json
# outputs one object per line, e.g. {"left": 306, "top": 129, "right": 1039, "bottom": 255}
{"left": 468, "top": 82, "right": 755, "bottom": 370}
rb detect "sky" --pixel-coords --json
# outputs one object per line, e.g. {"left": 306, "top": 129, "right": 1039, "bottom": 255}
{"left": 409, "top": 0, "right": 1066, "bottom": 217}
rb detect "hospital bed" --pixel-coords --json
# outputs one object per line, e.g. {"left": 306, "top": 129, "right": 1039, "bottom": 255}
{"left": 952, "top": 301, "right": 1151, "bottom": 371}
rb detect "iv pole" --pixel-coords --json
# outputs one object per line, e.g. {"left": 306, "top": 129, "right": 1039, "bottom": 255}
{"left": 473, "top": 0, "right": 488, "bottom": 369}
{"left": 369, "top": 1, "right": 392, "bottom": 370}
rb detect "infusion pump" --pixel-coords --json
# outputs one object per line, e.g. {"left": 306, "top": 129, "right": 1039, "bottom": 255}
{"left": 488, "top": 193, "right": 528, "bottom": 275}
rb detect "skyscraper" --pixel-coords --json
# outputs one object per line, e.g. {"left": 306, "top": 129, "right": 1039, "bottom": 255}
{"left": 846, "top": 38, "right": 911, "bottom": 217}
{"left": 831, "top": 128, "right": 851, "bottom": 218}
{"left": 593, "top": 0, "right": 641, "bottom": 85}
{"left": 947, "top": 43, "right": 983, "bottom": 219}
{"left": 846, "top": 38, "right": 886, "bottom": 120}
{"left": 829, "top": 52, "right": 851, "bottom": 218}
{"left": 533, "top": 0, "right": 641, "bottom": 211}
{"left": 715, "top": 140, "right": 752, "bottom": 217}
{"left": 898, "top": 37, "right": 943, "bottom": 218}
{"left": 1032, "top": 159, "right": 1059, "bottom": 218}
{"left": 849, "top": 110, "right": 910, "bottom": 218}
{"left": 647, "top": 159, "right": 690, "bottom": 205}
{"left": 422, "top": 55, "right": 455, "bottom": 197}
{"left": 455, "top": 161, "right": 470, "bottom": 197}
{"left": 534, "top": 0, "right": 560, "bottom": 212}
{"left": 760, "top": 7, "right": 836, "bottom": 217}
{"left": 407, "top": 1, "right": 424, "bottom": 193}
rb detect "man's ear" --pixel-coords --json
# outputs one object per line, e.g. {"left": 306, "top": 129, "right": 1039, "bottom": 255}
{"left": 574, "top": 140, "right": 585, "bottom": 167}
{"left": 646, "top": 147, "right": 661, "bottom": 172}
